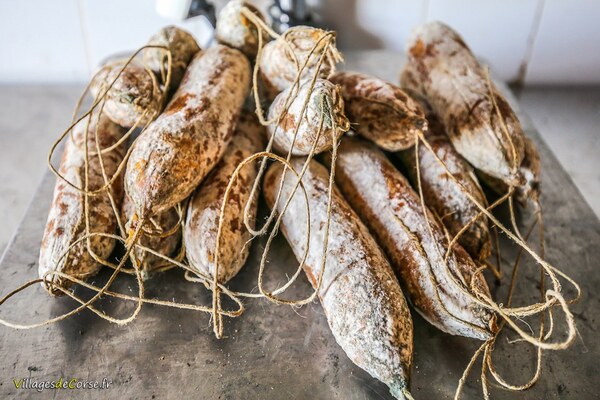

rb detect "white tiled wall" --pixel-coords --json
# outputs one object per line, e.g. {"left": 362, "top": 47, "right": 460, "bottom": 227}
{"left": 426, "top": 0, "right": 541, "bottom": 81}
{"left": 0, "top": 0, "right": 89, "bottom": 82}
{"left": 317, "top": 0, "right": 426, "bottom": 51}
{"left": 1, "top": 0, "right": 599, "bottom": 84}
{"left": 79, "top": 0, "right": 214, "bottom": 69}
{"left": 526, "top": 0, "right": 600, "bottom": 84}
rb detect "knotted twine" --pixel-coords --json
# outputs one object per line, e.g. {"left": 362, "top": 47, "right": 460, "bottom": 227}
{"left": 411, "top": 67, "right": 580, "bottom": 399}
{"left": 0, "top": 10, "right": 581, "bottom": 400}
{"left": 0, "top": 19, "right": 347, "bottom": 335}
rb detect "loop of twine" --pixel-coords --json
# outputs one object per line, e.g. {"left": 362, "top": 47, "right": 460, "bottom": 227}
{"left": 412, "top": 67, "right": 580, "bottom": 398}
{"left": 1, "top": 11, "right": 346, "bottom": 337}
{"left": 0, "top": 11, "right": 580, "bottom": 400}
{"left": 206, "top": 14, "right": 346, "bottom": 336}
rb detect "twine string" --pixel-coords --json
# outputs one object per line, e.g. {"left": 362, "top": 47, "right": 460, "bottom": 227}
{"left": 0, "top": 17, "right": 582, "bottom": 400}
{"left": 413, "top": 65, "right": 580, "bottom": 398}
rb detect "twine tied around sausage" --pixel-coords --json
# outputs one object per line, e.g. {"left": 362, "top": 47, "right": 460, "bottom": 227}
{"left": 0, "top": 16, "right": 349, "bottom": 339}
{"left": 209, "top": 9, "right": 349, "bottom": 338}
{"left": 0, "top": 45, "right": 172, "bottom": 328}
{"left": 411, "top": 67, "right": 580, "bottom": 399}
{"left": 0, "top": 10, "right": 581, "bottom": 400}
{"left": 0, "top": 46, "right": 245, "bottom": 323}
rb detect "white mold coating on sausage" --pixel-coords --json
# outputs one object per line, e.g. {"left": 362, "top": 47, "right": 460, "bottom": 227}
{"left": 215, "top": 0, "right": 265, "bottom": 59}
{"left": 264, "top": 158, "right": 413, "bottom": 397}
{"left": 39, "top": 112, "right": 126, "bottom": 294}
{"left": 267, "top": 78, "right": 347, "bottom": 156}
{"left": 401, "top": 21, "right": 525, "bottom": 186}
{"left": 259, "top": 26, "right": 338, "bottom": 100}
{"left": 333, "top": 138, "right": 495, "bottom": 340}
{"left": 185, "top": 111, "right": 265, "bottom": 283}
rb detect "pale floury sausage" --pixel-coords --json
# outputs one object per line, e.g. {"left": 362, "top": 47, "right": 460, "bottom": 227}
{"left": 215, "top": 0, "right": 266, "bottom": 59}
{"left": 185, "top": 111, "right": 265, "bottom": 283}
{"left": 401, "top": 21, "right": 525, "bottom": 186}
{"left": 39, "top": 112, "right": 127, "bottom": 295}
{"left": 259, "top": 26, "right": 340, "bottom": 100}
{"left": 332, "top": 138, "right": 496, "bottom": 340}
{"left": 267, "top": 78, "right": 348, "bottom": 155}
{"left": 264, "top": 158, "right": 413, "bottom": 399}
{"left": 91, "top": 61, "right": 162, "bottom": 128}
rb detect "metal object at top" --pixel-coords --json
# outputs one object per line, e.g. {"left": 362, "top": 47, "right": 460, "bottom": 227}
{"left": 270, "top": 0, "right": 315, "bottom": 33}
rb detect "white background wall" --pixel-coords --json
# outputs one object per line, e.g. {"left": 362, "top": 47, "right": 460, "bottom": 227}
{"left": 0, "top": 0, "right": 599, "bottom": 84}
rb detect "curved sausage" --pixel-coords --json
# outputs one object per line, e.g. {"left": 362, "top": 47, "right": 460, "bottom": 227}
{"left": 125, "top": 45, "right": 250, "bottom": 217}
{"left": 401, "top": 21, "right": 525, "bottom": 186}
{"left": 264, "top": 158, "right": 413, "bottom": 398}
{"left": 332, "top": 137, "right": 495, "bottom": 340}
